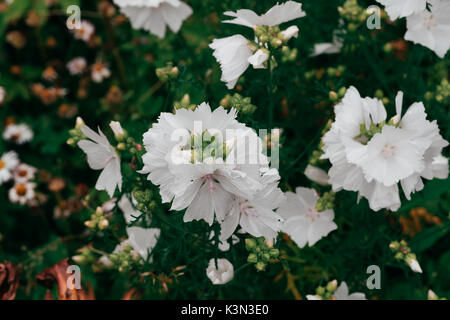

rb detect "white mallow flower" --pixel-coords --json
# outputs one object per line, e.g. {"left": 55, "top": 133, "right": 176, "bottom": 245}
{"left": 9, "top": 182, "right": 36, "bottom": 205}
{"left": 310, "top": 34, "right": 343, "bottom": 57}
{"left": 66, "top": 57, "right": 87, "bottom": 75}
{"left": 280, "top": 26, "right": 299, "bottom": 40}
{"left": 113, "top": 0, "right": 192, "bottom": 38}
{"left": 118, "top": 194, "right": 142, "bottom": 224}
{"left": 247, "top": 49, "right": 269, "bottom": 69}
{"left": 278, "top": 187, "right": 337, "bottom": 248}
{"left": 344, "top": 125, "right": 427, "bottom": 188}
{"left": 3, "top": 123, "right": 33, "bottom": 144}
{"left": 139, "top": 102, "right": 268, "bottom": 226}
{"left": 78, "top": 124, "right": 122, "bottom": 198}
{"left": 387, "top": 91, "right": 448, "bottom": 200}
{"left": 220, "top": 168, "right": 284, "bottom": 242}
{"left": 304, "top": 164, "right": 329, "bottom": 186}
{"left": 333, "top": 282, "right": 366, "bottom": 300}
{"left": 0, "top": 151, "right": 19, "bottom": 184}
{"left": 376, "top": 0, "right": 427, "bottom": 20}
{"left": 13, "top": 163, "right": 37, "bottom": 183}
{"left": 209, "top": 35, "right": 253, "bottom": 89}
{"left": 206, "top": 258, "right": 234, "bottom": 285}
{"left": 223, "top": 1, "right": 306, "bottom": 28}
{"left": 114, "top": 226, "right": 160, "bottom": 262}
{"left": 210, "top": 2, "right": 306, "bottom": 89}
{"left": 404, "top": 0, "right": 450, "bottom": 58}
{"left": 322, "top": 86, "right": 449, "bottom": 211}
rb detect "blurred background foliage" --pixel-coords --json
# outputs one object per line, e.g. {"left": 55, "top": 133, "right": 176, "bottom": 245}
{"left": 0, "top": 0, "right": 448, "bottom": 299}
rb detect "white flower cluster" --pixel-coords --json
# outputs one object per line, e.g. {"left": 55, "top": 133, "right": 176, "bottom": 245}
{"left": 3, "top": 123, "right": 33, "bottom": 145}
{"left": 210, "top": 1, "right": 306, "bottom": 89}
{"left": 322, "top": 86, "right": 449, "bottom": 211}
{"left": 113, "top": 0, "right": 192, "bottom": 38}
{"left": 0, "top": 151, "right": 37, "bottom": 205}
{"left": 139, "top": 102, "right": 286, "bottom": 243}
{"left": 377, "top": 0, "right": 450, "bottom": 58}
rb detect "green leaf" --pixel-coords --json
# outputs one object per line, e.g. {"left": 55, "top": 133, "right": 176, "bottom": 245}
{"left": 410, "top": 222, "right": 450, "bottom": 252}
{"left": 0, "top": 0, "right": 32, "bottom": 32}
{"left": 399, "top": 178, "right": 450, "bottom": 213}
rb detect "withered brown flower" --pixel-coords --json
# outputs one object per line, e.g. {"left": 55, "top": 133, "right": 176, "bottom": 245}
{"left": 36, "top": 258, "right": 94, "bottom": 300}
{"left": 0, "top": 261, "right": 21, "bottom": 300}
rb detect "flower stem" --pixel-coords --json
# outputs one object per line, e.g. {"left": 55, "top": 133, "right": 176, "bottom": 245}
{"left": 267, "top": 55, "right": 275, "bottom": 129}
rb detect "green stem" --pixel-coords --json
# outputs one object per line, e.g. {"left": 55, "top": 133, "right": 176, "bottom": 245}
{"left": 267, "top": 55, "right": 274, "bottom": 129}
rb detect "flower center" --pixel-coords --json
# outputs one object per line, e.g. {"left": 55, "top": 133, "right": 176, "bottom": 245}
{"left": 426, "top": 15, "right": 437, "bottom": 29}
{"left": 380, "top": 143, "right": 395, "bottom": 159}
{"left": 306, "top": 207, "right": 319, "bottom": 221}
{"left": 0, "top": 160, "right": 5, "bottom": 169}
{"left": 18, "top": 169, "right": 27, "bottom": 177}
{"left": 203, "top": 174, "right": 217, "bottom": 192}
{"left": 240, "top": 201, "right": 259, "bottom": 217}
{"left": 15, "top": 184, "right": 27, "bottom": 196}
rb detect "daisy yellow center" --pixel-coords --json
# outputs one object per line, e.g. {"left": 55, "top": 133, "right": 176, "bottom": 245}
{"left": 93, "top": 64, "right": 103, "bottom": 72}
{"left": 18, "top": 169, "right": 28, "bottom": 177}
{"left": 380, "top": 143, "right": 395, "bottom": 159}
{"left": 0, "top": 160, "right": 5, "bottom": 169}
{"left": 15, "top": 184, "right": 27, "bottom": 196}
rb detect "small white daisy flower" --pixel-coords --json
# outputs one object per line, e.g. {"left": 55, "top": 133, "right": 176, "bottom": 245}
{"left": 67, "top": 57, "right": 87, "bottom": 75}
{"left": 13, "top": 163, "right": 37, "bottom": 183}
{"left": 91, "top": 62, "right": 111, "bottom": 83}
{"left": 3, "top": 123, "right": 33, "bottom": 144}
{"left": 9, "top": 181, "right": 36, "bottom": 205}
{"left": 0, "top": 151, "right": 19, "bottom": 184}
{"left": 72, "top": 20, "right": 95, "bottom": 42}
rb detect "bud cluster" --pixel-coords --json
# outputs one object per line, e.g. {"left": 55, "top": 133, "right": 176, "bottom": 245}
{"left": 156, "top": 63, "right": 179, "bottom": 83}
{"left": 315, "top": 191, "right": 335, "bottom": 211}
{"left": 220, "top": 93, "right": 257, "bottom": 114}
{"left": 338, "top": 0, "right": 370, "bottom": 32}
{"left": 133, "top": 188, "right": 156, "bottom": 214}
{"left": 245, "top": 238, "right": 280, "bottom": 272}
{"left": 174, "top": 94, "right": 196, "bottom": 111}
{"left": 389, "top": 240, "right": 422, "bottom": 273}
{"left": 84, "top": 206, "right": 110, "bottom": 231}
{"left": 109, "top": 245, "right": 141, "bottom": 273}
{"left": 72, "top": 246, "right": 96, "bottom": 265}
{"left": 66, "top": 117, "right": 86, "bottom": 147}
{"left": 313, "top": 279, "right": 339, "bottom": 300}
{"left": 425, "top": 79, "right": 450, "bottom": 104}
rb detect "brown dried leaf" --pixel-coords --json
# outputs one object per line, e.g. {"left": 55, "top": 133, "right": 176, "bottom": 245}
{"left": 0, "top": 261, "right": 21, "bottom": 300}
{"left": 36, "top": 258, "right": 94, "bottom": 300}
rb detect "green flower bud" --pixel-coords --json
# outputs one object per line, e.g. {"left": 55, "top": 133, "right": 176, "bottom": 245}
{"left": 247, "top": 253, "right": 258, "bottom": 263}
